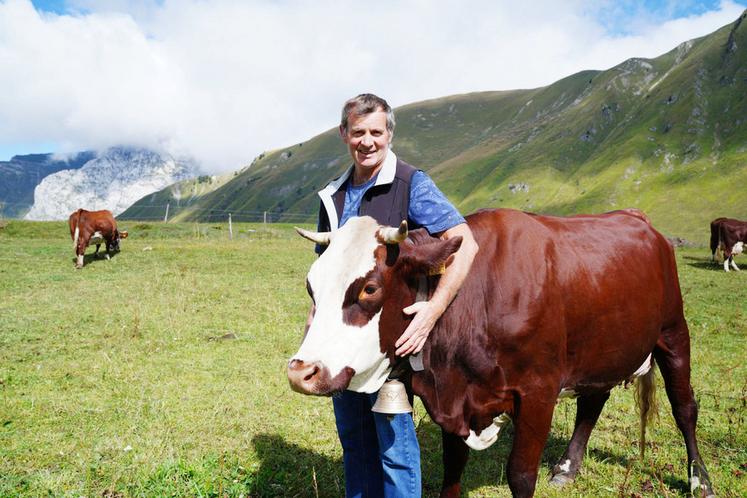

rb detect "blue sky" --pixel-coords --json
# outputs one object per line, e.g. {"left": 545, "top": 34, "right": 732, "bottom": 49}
{"left": 592, "top": 0, "right": 732, "bottom": 34}
{"left": 3, "top": 0, "right": 746, "bottom": 170}
{"left": 30, "top": 0, "right": 65, "bottom": 14}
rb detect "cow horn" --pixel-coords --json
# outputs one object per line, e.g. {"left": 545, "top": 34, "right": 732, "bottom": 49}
{"left": 377, "top": 220, "right": 408, "bottom": 244}
{"left": 295, "top": 227, "right": 331, "bottom": 246}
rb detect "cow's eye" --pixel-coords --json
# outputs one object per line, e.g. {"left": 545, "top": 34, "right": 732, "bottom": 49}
{"left": 358, "top": 282, "right": 380, "bottom": 302}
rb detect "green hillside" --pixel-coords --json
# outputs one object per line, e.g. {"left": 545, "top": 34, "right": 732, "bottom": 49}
{"left": 121, "top": 11, "right": 747, "bottom": 241}
{"left": 119, "top": 172, "right": 236, "bottom": 222}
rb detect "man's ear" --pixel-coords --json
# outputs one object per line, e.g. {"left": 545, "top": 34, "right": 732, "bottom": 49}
{"left": 399, "top": 236, "right": 462, "bottom": 276}
{"left": 339, "top": 125, "right": 347, "bottom": 142}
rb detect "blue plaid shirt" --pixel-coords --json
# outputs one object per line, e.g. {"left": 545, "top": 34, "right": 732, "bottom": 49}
{"left": 339, "top": 170, "right": 465, "bottom": 233}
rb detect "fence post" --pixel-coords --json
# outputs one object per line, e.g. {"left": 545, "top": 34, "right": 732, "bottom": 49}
{"left": 264, "top": 211, "right": 267, "bottom": 224}
{"left": 164, "top": 202, "right": 170, "bottom": 222}
{"left": 228, "top": 213, "right": 233, "bottom": 240}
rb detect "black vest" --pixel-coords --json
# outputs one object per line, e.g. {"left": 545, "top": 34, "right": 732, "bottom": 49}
{"left": 317, "top": 159, "right": 420, "bottom": 253}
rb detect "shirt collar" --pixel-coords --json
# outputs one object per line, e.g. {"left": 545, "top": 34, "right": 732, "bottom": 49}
{"left": 373, "top": 148, "right": 397, "bottom": 186}
{"left": 317, "top": 149, "right": 399, "bottom": 231}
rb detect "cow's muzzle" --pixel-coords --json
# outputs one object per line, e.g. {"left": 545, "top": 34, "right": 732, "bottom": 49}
{"left": 287, "top": 359, "right": 354, "bottom": 396}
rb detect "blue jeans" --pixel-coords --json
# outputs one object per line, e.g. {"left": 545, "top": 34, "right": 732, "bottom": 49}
{"left": 333, "top": 390, "right": 421, "bottom": 498}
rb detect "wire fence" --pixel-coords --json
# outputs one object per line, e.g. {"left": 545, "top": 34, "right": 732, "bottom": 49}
{"left": 0, "top": 201, "right": 318, "bottom": 225}
{"left": 120, "top": 204, "right": 317, "bottom": 224}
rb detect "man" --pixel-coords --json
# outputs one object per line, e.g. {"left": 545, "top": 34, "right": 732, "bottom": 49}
{"left": 308, "top": 93, "right": 478, "bottom": 497}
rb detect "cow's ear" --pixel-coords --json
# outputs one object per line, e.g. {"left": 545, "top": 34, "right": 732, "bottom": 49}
{"left": 399, "top": 236, "right": 462, "bottom": 276}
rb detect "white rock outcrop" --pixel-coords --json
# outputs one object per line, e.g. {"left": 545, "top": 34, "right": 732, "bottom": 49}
{"left": 25, "top": 147, "right": 197, "bottom": 221}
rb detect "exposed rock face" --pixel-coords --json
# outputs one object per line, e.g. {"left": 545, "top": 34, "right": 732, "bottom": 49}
{"left": 24, "top": 147, "right": 197, "bottom": 221}
{"left": 0, "top": 151, "right": 95, "bottom": 218}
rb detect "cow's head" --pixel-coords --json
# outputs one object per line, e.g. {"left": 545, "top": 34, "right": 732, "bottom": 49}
{"left": 110, "top": 229, "right": 128, "bottom": 252}
{"left": 287, "top": 216, "right": 461, "bottom": 396}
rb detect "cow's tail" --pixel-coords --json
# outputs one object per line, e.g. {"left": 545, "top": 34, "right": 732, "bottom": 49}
{"left": 636, "top": 359, "right": 658, "bottom": 459}
{"left": 73, "top": 212, "right": 81, "bottom": 251}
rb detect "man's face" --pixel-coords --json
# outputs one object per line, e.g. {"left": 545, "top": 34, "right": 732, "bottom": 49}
{"left": 341, "top": 110, "right": 392, "bottom": 178}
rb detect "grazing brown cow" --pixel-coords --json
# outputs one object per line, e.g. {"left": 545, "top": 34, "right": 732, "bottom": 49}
{"left": 68, "top": 209, "right": 128, "bottom": 269}
{"left": 288, "top": 209, "right": 715, "bottom": 497}
{"left": 710, "top": 217, "right": 747, "bottom": 271}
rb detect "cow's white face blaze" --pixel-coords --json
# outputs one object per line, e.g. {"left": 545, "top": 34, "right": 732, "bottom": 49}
{"left": 292, "top": 217, "right": 392, "bottom": 394}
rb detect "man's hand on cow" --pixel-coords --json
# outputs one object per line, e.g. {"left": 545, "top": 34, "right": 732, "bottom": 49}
{"left": 395, "top": 300, "right": 442, "bottom": 356}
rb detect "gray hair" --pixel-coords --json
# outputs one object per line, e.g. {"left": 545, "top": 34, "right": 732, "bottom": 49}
{"left": 340, "top": 93, "right": 396, "bottom": 133}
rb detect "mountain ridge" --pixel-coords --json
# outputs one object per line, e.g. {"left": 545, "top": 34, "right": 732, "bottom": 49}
{"left": 0, "top": 151, "right": 95, "bottom": 218}
{"left": 24, "top": 147, "right": 198, "bottom": 220}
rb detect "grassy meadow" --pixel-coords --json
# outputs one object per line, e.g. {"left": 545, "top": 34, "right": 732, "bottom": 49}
{"left": 0, "top": 220, "right": 745, "bottom": 497}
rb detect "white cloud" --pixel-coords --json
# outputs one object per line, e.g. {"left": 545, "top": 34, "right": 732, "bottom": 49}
{"left": 1, "top": 0, "right": 745, "bottom": 172}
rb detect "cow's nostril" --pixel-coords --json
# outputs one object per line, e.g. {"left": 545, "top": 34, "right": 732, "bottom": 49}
{"left": 304, "top": 365, "right": 319, "bottom": 382}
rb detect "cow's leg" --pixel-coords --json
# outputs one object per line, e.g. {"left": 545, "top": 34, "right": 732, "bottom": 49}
{"left": 440, "top": 430, "right": 470, "bottom": 498}
{"left": 506, "top": 397, "right": 555, "bottom": 498}
{"left": 76, "top": 239, "right": 87, "bottom": 268}
{"left": 724, "top": 255, "right": 731, "bottom": 272}
{"left": 654, "top": 323, "right": 715, "bottom": 497}
{"left": 549, "top": 391, "right": 610, "bottom": 486}
{"left": 730, "top": 257, "right": 740, "bottom": 271}
{"left": 709, "top": 228, "right": 718, "bottom": 262}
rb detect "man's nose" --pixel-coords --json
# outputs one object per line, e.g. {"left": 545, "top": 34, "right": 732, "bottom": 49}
{"left": 360, "top": 133, "right": 373, "bottom": 147}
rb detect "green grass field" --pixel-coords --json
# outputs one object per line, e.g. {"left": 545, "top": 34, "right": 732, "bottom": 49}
{"left": 1, "top": 220, "right": 745, "bottom": 497}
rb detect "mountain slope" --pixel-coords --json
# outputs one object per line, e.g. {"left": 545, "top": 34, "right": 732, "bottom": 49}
{"left": 0, "top": 152, "right": 95, "bottom": 218}
{"left": 124, "top": 11, "right": 747, "bottom": 239}
{"left": 25, "top": 147, "right": 198, "bottom": 221}
{"left": 118, "top": 172, "right": 236, "bottom": 222}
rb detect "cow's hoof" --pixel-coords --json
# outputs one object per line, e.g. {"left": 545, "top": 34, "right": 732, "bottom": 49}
{"left": 690, "top": 480, "right": 716, "bottom": 498}
{"left": 690, "top": 459, "right": 715, "bottom": 498}
{"left": 549, "top": 473, "right": 574, "bottom": 487}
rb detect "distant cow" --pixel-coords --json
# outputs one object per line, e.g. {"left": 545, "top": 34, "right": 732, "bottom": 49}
{"left": 710, "top": 217, "right": 747, "bottom": 271}
{"left": 68, "top": 209, "right": 128, "bottom": 268}
{"left": 289, "top": 209, "right": 715, "bottom": 497}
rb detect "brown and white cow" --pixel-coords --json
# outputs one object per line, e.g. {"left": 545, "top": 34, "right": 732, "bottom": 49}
{"left": 68, "top": 209, "right": 128, "bottom": 269}
{"left": 288, "top": 209, "right": 715, "bottom": 498}
{"left": 710, "top": 217, "right": 746, "bottom": 272}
